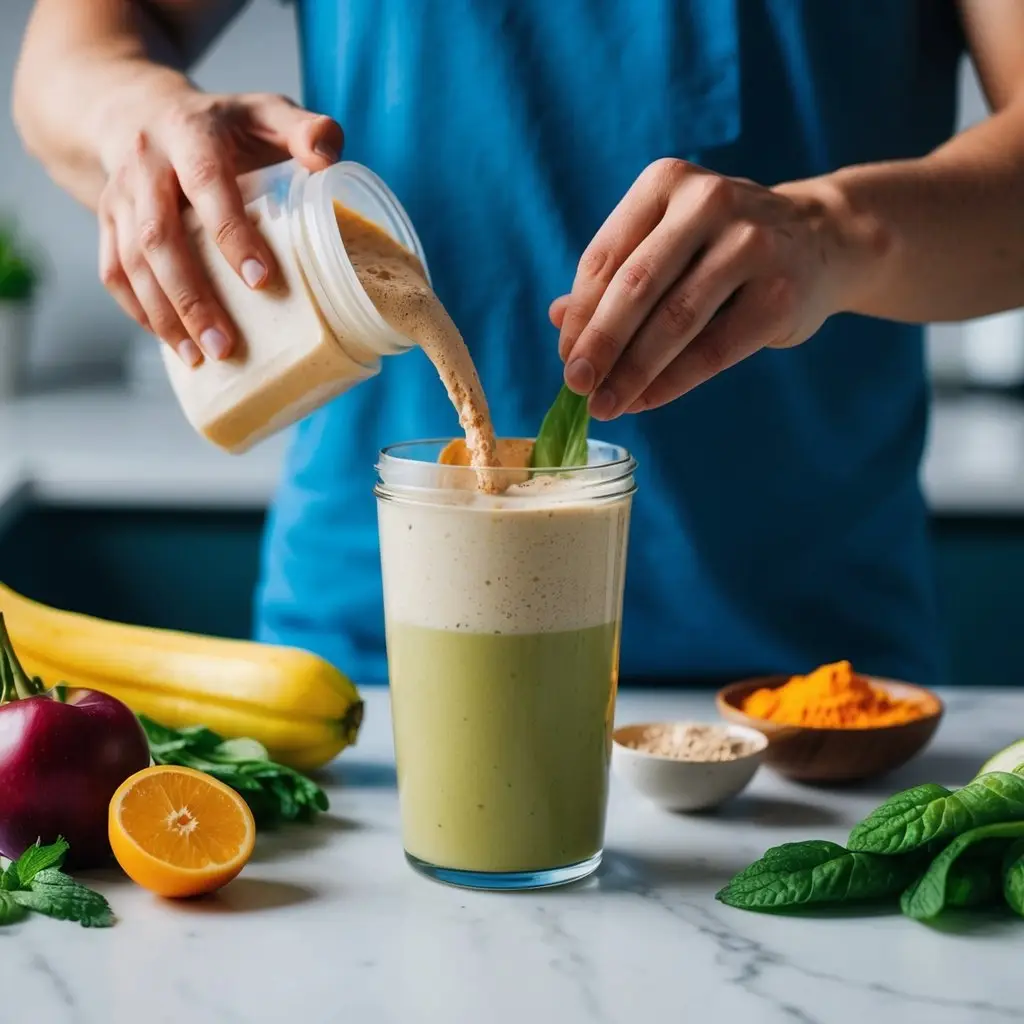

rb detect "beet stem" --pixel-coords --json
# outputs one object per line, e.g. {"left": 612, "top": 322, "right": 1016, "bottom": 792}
{"left": 0, "top": 613, "right": 46, "bottom": 703}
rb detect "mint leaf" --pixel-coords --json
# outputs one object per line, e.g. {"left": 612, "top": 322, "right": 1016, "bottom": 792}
{"left": 1, "top": 863, "right": 21, "bottom": 892}
{"left": 849, "top": 774, "right": 1024, "bottom": 855}
{"left": 14, "top": 837, "right": 69, "bottom": 887}
{"left": 0, "top": 891, "right": 27, "bottom": 925}
{"left": 15, "top": 870, "right": 114, "bottom": 928}
{"left": 716, "top": 840, "right": 922, "bottom": 911}
{"left": 530, "top": 384, "right": 589, "bottom": 469}
{"left": 901, "top": 821, "right": 1024, "bottom": 921}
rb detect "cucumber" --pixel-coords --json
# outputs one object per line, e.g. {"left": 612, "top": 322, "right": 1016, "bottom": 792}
{"left": 977, "top": 739, "right": 1024, "bottom": 778}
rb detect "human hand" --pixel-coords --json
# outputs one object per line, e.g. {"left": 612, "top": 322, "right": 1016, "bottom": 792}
{"left": 97, "top": 88, "right": 343, "bottom": 366}
{"left": 552, "top": 159, "right": 862, "bottom": 419}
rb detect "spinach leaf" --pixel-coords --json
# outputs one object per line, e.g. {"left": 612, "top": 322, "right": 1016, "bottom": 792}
{"left": 1002, "top": 838, "right": 1024, "bottom": 917}
{"left": 716, "top": 840, "right": 923, "bottom": 912}
{"left": 849, "top": 773, "right": 1024, "bottom": 855}
{"left": 139, "top": 713, "right": 328, "bottom": 828}
{"left": 901, "top": 821, "right": 1024, "bottom": 920}
{"left": 944, "top": 842, "right": 1006, "bottom": 909}
{"left": 530, "top": 384, "right": 589, "bottom": 469}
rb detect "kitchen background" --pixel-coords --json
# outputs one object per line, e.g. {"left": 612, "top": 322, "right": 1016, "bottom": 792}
{"left": 1, "top": 0, "right": 1023, "bottom": 686}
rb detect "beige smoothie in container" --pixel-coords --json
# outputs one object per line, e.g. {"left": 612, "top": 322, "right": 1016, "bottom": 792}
{"left": 377, "top": 442, "right": 635, "bottom": 889}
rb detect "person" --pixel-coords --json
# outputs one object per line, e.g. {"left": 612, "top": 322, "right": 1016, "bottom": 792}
{"left": 12, "top": 1, "right": 1024, "bottom": 688}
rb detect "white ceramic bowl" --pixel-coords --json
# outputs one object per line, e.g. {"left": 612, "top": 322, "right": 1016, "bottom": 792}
{"left": 611, "top": 721, "right": 767, "bottom": 812}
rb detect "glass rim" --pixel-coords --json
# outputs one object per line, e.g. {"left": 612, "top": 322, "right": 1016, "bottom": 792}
{"left": 376, "top": 437, "right": 637, "bottom": 475}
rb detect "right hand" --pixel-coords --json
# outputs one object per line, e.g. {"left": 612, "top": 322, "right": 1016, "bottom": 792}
{"left": 97, "top": 90, "right": 343, "bottom": 366}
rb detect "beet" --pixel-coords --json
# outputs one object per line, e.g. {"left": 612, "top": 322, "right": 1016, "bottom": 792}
{"left": 0, "top": 613, "right": 150, "bottom": 867}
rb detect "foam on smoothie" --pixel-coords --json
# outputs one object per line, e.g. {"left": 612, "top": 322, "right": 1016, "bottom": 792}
{"left": 378, "top": 484, "right": 631, "bottom": 635}
{"left": 336, "top": 206, "right": 501, "bottom": 490}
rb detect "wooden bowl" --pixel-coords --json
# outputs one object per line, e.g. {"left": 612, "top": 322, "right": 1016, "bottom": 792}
{"left": 715, "top": 675, "right": 944, "bottom": 784}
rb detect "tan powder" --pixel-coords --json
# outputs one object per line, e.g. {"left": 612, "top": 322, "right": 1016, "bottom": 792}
{"left": 623, "top": 724, "right": 758, "bottom": 762}
{"left": 335, "top": 206, "right": 502, "bottom": 492}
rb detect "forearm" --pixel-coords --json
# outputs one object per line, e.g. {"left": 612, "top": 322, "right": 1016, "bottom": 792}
{"left": 12, "top": 1, "right": 235, "bottom": 210}
{"left": 779, "top": 103, "right": 1024, "bottom": 325}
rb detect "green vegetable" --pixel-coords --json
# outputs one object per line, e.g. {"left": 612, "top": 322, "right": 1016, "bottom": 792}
{"left": 530, "top": 384, "right": 590, "bottom": 469}
{"left": 139, "top": 715, "right": 329, "bottom": 828}
{"left": 0, "top": 223, "right": 38, "bottom": 303}
{"left": 901, "top": 821, "right": 1024, "bottom": 920}
{"left": 1001, "top": 838, "right": 1024, "bottom": 917}
{"left": 848, "top": 773, "right": 1024, "bottom": 855}
{"left": 715, "top": 840, "right": 923, "bottom": 911}
{"left": 0, "top": 839, "right": 113, "bottom": 928}
{"left": 944, "top": 843, "right": 1006, "bottom": 909}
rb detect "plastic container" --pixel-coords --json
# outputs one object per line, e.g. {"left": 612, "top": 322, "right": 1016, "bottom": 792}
{"left": 162, "top": 159, "right": 429, "bottom": 453}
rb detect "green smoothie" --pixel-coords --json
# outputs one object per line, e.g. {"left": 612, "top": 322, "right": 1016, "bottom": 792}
{"left": 387, "top": 622, "right": 619, "bottom": 872}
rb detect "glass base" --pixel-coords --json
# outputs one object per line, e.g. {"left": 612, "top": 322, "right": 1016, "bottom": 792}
{"left": 405, "top": 851, "right": 602, "bottom": 891}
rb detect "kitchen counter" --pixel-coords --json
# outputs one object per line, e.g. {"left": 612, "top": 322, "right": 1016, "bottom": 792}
{"left": 6, "top": 686, "right": 1024, "bottom": 1024}
{"left": 3, "top": 385, "right": 1024, "bottom": 516}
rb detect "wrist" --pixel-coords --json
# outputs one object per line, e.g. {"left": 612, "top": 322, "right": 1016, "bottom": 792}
{"left": 775, "top": 172, "right": 892, "bottom": 316}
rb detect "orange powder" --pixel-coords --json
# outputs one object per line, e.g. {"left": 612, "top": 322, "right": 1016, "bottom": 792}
{"left": 742, "top": 661, "right": 927, "bottom": 729}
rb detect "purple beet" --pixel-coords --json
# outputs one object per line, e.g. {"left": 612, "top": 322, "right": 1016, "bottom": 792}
{"left": 0, "top": 613, "right": 150, "bottom": 867}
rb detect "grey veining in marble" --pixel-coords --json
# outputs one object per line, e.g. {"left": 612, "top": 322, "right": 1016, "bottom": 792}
{"left": 3, "top": 687, "right": 1024, "bottom": 1024}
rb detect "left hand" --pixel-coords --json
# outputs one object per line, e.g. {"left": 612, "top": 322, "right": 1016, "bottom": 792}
{"left": 553, "top": 158, "right": 856, "bottom": 419}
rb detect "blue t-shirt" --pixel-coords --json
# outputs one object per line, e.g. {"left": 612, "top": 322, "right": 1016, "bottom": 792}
{"left": 256, "top": 1, "right": 964, "bottom": 686}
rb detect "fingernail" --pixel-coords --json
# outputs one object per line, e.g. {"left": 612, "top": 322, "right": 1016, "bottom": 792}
{"left": 590, "top": 387, "right": 616, "bottom": 420}
{"left": 241, "top": 258, "right": 266, "bottom": 289}
{"left": 200, "top": 328, "right": 232, "bottom": 360}
{"left": 176, "top": 338, "right": 202, "bottom": 368}
{"left": 565, "top": 357, "right": 596, "bottom": 393}
{"left": 314, "top": 142, "right": 339, "bottom": 164}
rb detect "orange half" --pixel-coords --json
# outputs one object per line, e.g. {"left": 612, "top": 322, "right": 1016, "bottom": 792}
{"left": 109, "top": 765, "right": 256, "bottom": 898}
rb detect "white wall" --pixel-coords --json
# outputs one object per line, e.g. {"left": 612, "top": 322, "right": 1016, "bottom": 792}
{"left": 0, "top": 2, "right": 1008, "bottom": 386}
{"left": 0, "top": 0, "right": 301, "bottom": 384}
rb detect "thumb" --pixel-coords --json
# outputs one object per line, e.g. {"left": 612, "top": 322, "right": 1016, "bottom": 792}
{"left": 249, "top": 95, "right": 344, "bottom": 171}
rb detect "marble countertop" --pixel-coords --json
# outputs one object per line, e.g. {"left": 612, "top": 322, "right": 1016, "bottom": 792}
{"left": 7, "top": 686, "right": 1024, "bottom": 1024}
{"left": 2, "top": 384, "right": 1024, "bottom": 516}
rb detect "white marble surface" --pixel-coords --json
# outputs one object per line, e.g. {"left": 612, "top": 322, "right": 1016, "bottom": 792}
{"left": 4, "top": 686, "right": 1024, "bottom": 1024}
{"left": 3, "top": 385, "right": 1024, "bottom": 516}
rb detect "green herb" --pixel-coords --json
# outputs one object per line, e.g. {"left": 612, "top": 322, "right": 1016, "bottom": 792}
{"left": 901, "top": 821, "right": 1024, "bottom": 920}
{"left": 715, "top": 840, "right": 923, "bottom": 912}
{"left": 0, "top": 839, "right": 113, "bottom": 928}
{"left": 530, "top": 384, "right": 590, "bottom": 469}
{"left": 1002, "top": 838, "right": 1024, "bottom": 917}
{"left": 0, "top": 223, "right": 39, "bottom": 303}
{"left": 848, "top": 773, "right": 1024, "bottom": 855}
{"left": 139, "top": 715, "right": 329, "bottom": 828}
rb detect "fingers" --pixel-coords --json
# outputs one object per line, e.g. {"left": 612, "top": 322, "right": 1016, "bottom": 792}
{"left": 98, "top": 211, "right": 150, "bottom": 331}
{"left": 557, "top": 160, "right": 681, "bottom": 373}
{"left": 165, "top": 126, "right": 275, "bottom": 295}
{"left": 627, "top": 276, "right": 792, "bottom": 413}
{"left": 591, "top": 222, "right": 768, "bottom": 419}
{"left": 567, "top": 214, "right": 710, "bottom": 416}
{"left": 549, "top": 295, "right": 570, "bottom": 329}
{"left": 250, "top": 94, "right": 344, "bottom": 170}
{"left": 111, "top": 193, "right": 201, "bottom": 367}
{"left": 134, "top": 134, "right": 237, "bottom": 359}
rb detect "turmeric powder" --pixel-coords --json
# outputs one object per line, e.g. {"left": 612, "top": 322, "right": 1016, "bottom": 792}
{"left": 741, "top": 661, "right": 927, "bottom": 729}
